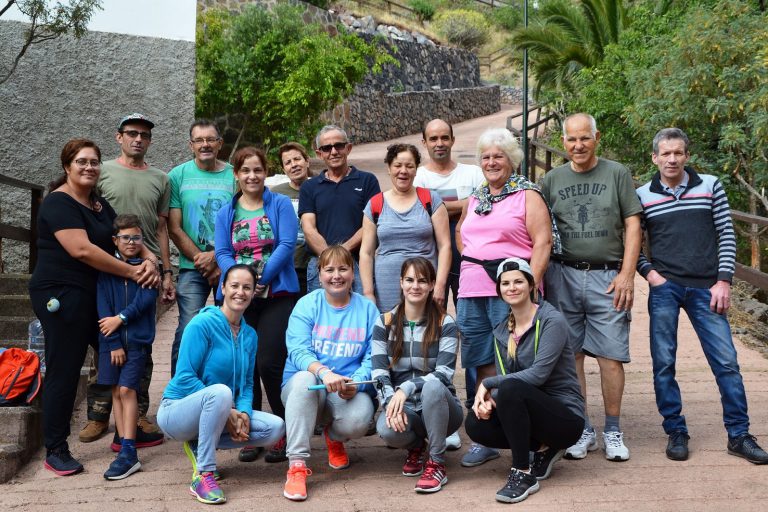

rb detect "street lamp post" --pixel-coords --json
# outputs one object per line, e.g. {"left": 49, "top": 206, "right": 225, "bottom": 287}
{"left": 521, "top": 0, "right": 529, "bottom": 178}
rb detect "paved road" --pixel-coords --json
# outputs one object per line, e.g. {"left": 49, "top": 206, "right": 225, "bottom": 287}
{"left": 4, "top": 108, "right": 768, "bottom": 511}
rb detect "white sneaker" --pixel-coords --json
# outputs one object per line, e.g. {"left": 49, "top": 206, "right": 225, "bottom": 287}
{"left": 564, "top": 429, "right": 598, "bottom": 460}
{"left": 603, "top": 431, "right": 630, "bottom": 461}
{"left": 446, "top": 431, "right": 462, "bottom": 451}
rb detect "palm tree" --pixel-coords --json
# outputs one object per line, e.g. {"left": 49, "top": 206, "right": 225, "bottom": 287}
{"left": 511, "top": 0, "right": 628, "bottom": 94}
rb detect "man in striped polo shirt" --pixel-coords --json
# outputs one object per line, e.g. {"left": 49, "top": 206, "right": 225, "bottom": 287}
{"left": 637, "top": 127, "right": 767, "bottom": 465}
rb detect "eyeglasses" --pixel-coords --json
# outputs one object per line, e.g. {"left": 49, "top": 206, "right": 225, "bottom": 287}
{"left": 318, "top": 142, "right": 348, "bottom": 153}
{"left": 74, "top": 159, "right": 101, "bottom": 168}
{"left": 114, "top": 234, "right": 144, "bottom": 244}
{"left": 120, "top": 129, "right": 152, "bottom": 140}
{"left": 190, "top": 137, "right": 221, "bottom": 145}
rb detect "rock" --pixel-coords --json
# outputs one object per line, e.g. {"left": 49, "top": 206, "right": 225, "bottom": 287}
{"left": 352, "top": 19, "right": 362, "bottom": 29}
{"left": 361, "top": 15, "right": 376, "bottom": 33}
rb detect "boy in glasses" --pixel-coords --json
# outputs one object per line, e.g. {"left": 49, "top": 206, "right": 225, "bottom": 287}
{"left": 96, "top": 214, "right": 159, "bottom": 480}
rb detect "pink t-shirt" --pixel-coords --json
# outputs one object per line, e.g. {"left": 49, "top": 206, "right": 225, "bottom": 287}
{"left": 459, "top": 191, "right": 533, "bottom": 297}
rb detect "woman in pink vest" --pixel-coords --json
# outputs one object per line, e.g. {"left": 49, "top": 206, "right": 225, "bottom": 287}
{"left": 454, "top": 128, "right": 558, "bottom": 467}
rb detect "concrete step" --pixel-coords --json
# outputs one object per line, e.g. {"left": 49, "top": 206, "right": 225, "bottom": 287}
{"left": 0, "top": 294, "right": 33, "bottom": 317}
{"left": 0, "top": 443, "right": 27, "bottom": 484}
{"left": 0, "top": 405, "right": 42, "bottom": 484}
{"left": 0, "top": 273, "right": 30, "bottom": 295}
{"left": 0, "top": 315, "right": 32, "bottom": 348}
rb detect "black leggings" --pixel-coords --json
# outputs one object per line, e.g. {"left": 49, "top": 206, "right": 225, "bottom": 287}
{"left": 30, "top": 286, "right": 99, "bottom": 452}
{"left": 243, "top": 294, "right": 296, "bottom": 419}
{"left": 465, "top": 378, "right": 584, "bottom": 469}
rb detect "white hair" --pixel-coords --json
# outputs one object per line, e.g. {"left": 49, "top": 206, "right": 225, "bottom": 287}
{"left": 562, "top": 113, "right": 598, "bottom": 137}
{"left": 476, "top": 128, "right": 523, "bottom": 168}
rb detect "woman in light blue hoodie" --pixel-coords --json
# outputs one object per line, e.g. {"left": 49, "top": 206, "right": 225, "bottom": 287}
{"left": 157, "top": 264, "right": 285, "bottom": 505}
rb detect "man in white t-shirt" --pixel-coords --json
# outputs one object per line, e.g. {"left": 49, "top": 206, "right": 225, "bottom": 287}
{"left": 414, "top": 119, "right": 484, "bottom": 453}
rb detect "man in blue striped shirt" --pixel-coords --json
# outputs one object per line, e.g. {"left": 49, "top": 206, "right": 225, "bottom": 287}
{"left": 637, "top": 127, "right": 767, "bottom": 465}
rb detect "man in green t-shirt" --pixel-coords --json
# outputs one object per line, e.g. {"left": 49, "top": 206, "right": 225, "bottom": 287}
{"left": 540, "top": 113, "right": 642, "bottom": 463}
{"left": 168, "top": 119, "right": 235, "bottom": 375}
{"left": 79, "top": 113, "right": 170, "bottom": 447}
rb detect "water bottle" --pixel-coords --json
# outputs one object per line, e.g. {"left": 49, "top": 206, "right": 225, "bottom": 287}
{"left": 28, "top": 319, "right": 46, "bottom": 373}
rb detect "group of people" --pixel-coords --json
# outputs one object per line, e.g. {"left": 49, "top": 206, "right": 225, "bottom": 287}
{"left": 28, "top": 112, "right": 767, "bottom": 506}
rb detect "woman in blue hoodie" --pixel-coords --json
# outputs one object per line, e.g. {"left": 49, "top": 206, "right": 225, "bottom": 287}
{"left": 214, "top": 146, "right": 298, "bottom": 463}
{"left": 157, "top": 264, "right": 285, "bottom": 505}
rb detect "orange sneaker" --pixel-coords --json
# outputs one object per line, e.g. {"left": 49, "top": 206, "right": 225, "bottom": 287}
{"left": 283, "top": 460, "right": 312, "bottom": 501}
{"left": 324, "top": 426, "right": 350, "bottom": 469}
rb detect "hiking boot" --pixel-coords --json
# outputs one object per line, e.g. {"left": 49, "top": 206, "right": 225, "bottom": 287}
{"left": 415, "top": 459, "right": 447, "bottom": 493}
{"left": 727, "top": 433, "right": 768, "bottom": 464}
{"left": 530, "top": 447, "right": 565, "bottom": 480}
{"left": 666, "top": 431, "right": 690, "bottom": 461}
{"left": 110, "top": 426, "right": 164, "bottom": 452}
{"left": 324, "top": 426, "right": 349, "bottom": 469}
{"left": 79, "top": 420, "right": 108, "bottom": 443}
{"left": 283, "top": 460, "right": 312, "bottom": 501}
{"left": 138, "top": 415, "right": 160, "bottom": 434}
{"left": 44, "top": 446, "right": 84, "bottom": 476}
{"left": 603, "top": 431, "right": 630, "bottom": 461}
{"left": 495, "top": 468, "right": 540, "bottom": 504}
{"left": 238, "top": 445, "right": 264, "bottom": 462}
{"left": 446, "top": 430, "right": 462, "bottom": 451}
{"left": 103, "top": 452, "right": 141, "bottom": 480}
{"left": 402, "top": 442, "right": 427, "bottom": 476}
{"left": 265, "top": 437, "right": 287, "bottom": 463}
{"left": 460, "top": 442, "right": 500, "bottom": 467}
{"left": 189, "top": 472, "right": 226, "bottom": 504}
{"left": 183, "top": 440, "right": 221, "bottom": 480}
{"left": 565, "top": 428, "right": 598, "bottom": 459}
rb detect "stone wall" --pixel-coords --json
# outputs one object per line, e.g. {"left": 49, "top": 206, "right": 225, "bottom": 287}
{"left": 327, "top": 85, "right": 500, "bottom": 143}
{"left": 0, "top": 21, "right": 195, "bottom": 272}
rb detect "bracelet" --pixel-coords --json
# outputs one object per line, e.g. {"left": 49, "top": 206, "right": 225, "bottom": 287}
{"left": 318, "top": 368, "right": 331, "bottom": 380}
{"left": 144, "top": 257, "right": 159, "bottom": 267}
{"left": 314, "top": 365, "right": 329, "bottom": 377}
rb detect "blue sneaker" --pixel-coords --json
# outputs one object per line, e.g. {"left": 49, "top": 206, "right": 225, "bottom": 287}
{"left": 104, "top": 452, "right": 141, "bottom": 480}
{"left": 460, "top": 443, "right": 500, "bottom": 467}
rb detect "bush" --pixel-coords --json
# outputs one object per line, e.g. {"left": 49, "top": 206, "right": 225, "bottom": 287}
{"left": 433, "top": 9, "right": 490, "bottom": 50}
{"left": 494, "top": 6, "right": 523, "bottom": 31}
{"left": 409, "top": 0, "right": 436, "bottom": 24}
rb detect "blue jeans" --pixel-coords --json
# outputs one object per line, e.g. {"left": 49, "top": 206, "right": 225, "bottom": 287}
{"left": 456, "top": 296, "right": 509, "bottom": 368}
{"left": 171, "top": 270, "right": 214, "bottom": 376}
{"left": 648, "top": 280, "right": 750, "bottom": 438}
{"left": 157, "top": 384, "right": 284, "bottom": 472}
{"left": 306, "top": 256, "right": 364, "bottom": 295}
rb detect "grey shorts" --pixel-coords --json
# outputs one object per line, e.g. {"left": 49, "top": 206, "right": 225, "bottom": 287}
{"left": 544, "top": 262, "right": 631, "bottom": 363}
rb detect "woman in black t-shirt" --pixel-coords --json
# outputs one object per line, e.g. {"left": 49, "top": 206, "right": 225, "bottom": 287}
{"left": 29, "top": 139, "right": 158, "bottom": 476}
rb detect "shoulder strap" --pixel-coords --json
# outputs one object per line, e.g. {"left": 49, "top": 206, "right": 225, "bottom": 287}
{"left": 382, "top": 311, "right": 393, "bottom": 326}
{"left": 493, "top": 319, "right": 541, "bottom": 377}
{"left": 370, "top": 192, "right": 384, "bottom": 224}
{"left": 416, "top": 187, "right": 433, "bottom": 216}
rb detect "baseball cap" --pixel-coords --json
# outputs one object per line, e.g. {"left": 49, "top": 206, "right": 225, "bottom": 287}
{"left": 496, "top": 257, "right": 534, "bottom": 281}
{"left": 118, "top": 113, "right": 154, "bottom": 130}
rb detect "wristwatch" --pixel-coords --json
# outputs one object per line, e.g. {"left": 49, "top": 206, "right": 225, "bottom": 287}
{"left": 118, "top": 313, "right": 128, "bottom": 325}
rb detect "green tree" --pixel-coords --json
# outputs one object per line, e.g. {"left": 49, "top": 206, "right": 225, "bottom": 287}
{"left": 510, "top": 0, "right": 627, "bottom": 94}
{"left": 0, "top": 0, "right": 102, "bottom": 85}
{"left": 433, "top": 9, "right": 490, "bottom": 50}
{"left": 196, "top": 4, "right": 395, "bottom": 154}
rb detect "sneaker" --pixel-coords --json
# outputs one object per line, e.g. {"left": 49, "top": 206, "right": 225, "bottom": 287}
{"left": 189, "top": 472, "right": 226, "bottom": 504}
{"left": 79, "top": 420, "right": 108, "bottom": 443}
{"left": 138, "top": 415, "right": 160, "bottom": 434}
{"left": 727, "top": 433, "right": 768, "bottom": 465}
{"left": 460, "top": 443, "right": 500, "bottom": 467}
{"left": 495, "top": 468, "right": 540, "bottom": 504}
{"left": 415, "top": 459, "right": 447, "bottom": 493}
{"left": 184, "top": 440, "right": 222, "bottom": 480}
{"left": 324, "top": 426, "right": 350, "bottom": 469}
{"left": 110, "top": 426, "right": 165, "bottom": 452}
{"left": 103, "top": 452, "right": 141, "bottom": 480}
{"left": 666, "top": 431, "right": 690, "bottom": 461}
{"left": 564, "top": 428, "right": 598, "bottom": 460}
{"left": 238, "top": 445, "right": 264, "bottom": 462}
{"left": 530, "top": 447, "right": 565, "bottom": 480}
{"left": 603, "top": 431, "right": 630, "bottom": 461}
{"left": 265, "top": 437, "right": 287, "bottom": 463}
{"left": 283, "top": 460, "right": 313, "bottom": 501}
{"left": 402, "top": 443, "right": 427, "bottom": 476}
{"left": 44, "top": 447, "right": 84, "bottom": 476}
{"left": 446, "top": 430, "right": 462, "bottom": 451}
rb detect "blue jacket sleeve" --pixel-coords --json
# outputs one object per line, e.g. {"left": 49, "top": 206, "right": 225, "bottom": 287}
{"left": 261, "top": 193, "right": 298, "bottom": 285}
{"left": 235, "top": 328, "right": 257, "bottom": 416}
{"left": 173, "top": 319, "right": 210, "bottom": 396}
{"left": 285, "top": 297, "right": 320, "bottom": 371}
{"left": 214, "top": 204, "right": 237, "bottom": 282}
{"left": 96, "top": 273, "right": 123, "bottom": 352}
{"left": 120, "top": 285, "right": 158, "bottom": 323}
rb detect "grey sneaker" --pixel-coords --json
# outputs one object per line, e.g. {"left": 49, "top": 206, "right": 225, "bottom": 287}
{"left": 446, "top": 431, "right": 462, "bottom": 451}
{"left": 460, "top": 443, "right": 500, "bottom": 467}
{"left": 727, "top": 433, "right": 768, "bottom": 464}
{"left": 565, "top": 428, "right": 598, "bottom": 459}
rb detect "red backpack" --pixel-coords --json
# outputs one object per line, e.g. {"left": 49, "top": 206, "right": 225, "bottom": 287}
{"left": 370, "top": 187, "right": 433, "bottom": 224}
{"left": 0, "top": 348, "right": 42, "bottom": 406}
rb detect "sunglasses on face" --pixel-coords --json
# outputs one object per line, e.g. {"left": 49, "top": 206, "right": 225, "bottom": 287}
{"left": 120, "top": 130, "right": 152, "bottom": 140}
{"left": 318, "top": 142, "right": 348, "bottom": 153}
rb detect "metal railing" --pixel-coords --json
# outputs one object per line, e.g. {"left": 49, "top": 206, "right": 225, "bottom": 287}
{"left": 354, "top": 0, "right": 414, "bottom": 17}
{"left": 0, "top": 174, "right": 44, "bottom": 273}
{"left": 479, "top": 47, "right": 511, "bottom": 72}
